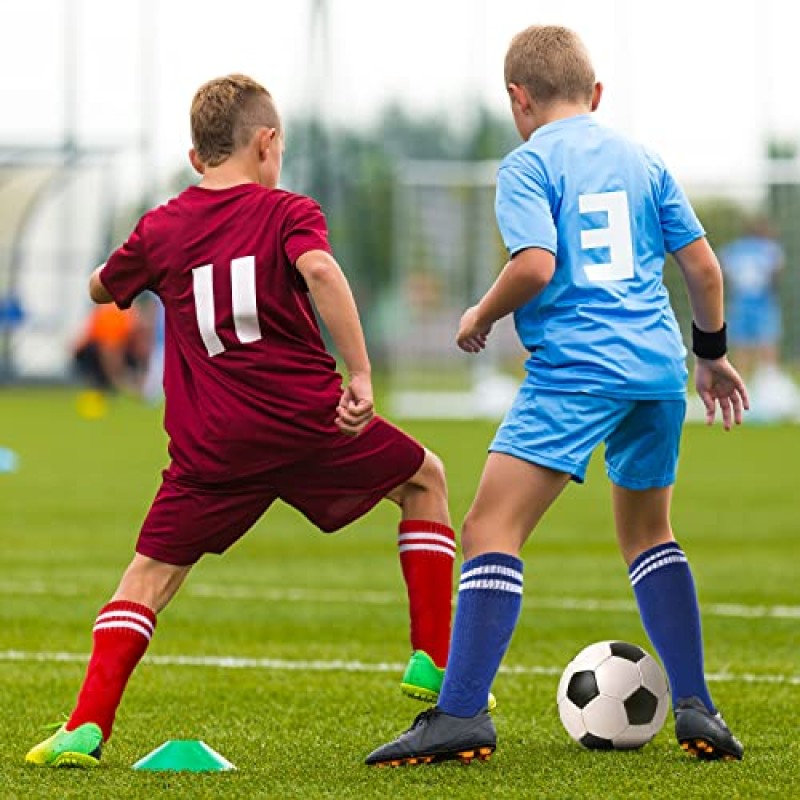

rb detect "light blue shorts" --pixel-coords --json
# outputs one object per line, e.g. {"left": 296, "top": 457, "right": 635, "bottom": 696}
{"left": 490, "top": 385, "right": 686, "bottom": 490}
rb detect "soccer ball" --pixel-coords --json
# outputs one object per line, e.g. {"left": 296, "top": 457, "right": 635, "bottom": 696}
{"left": 556, "top": 641, "right": 669, "bottom": 750}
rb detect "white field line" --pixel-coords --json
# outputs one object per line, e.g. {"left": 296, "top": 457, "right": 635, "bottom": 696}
{"left": 1, "top": 580, "right": 799, "bottom": 620}
{"left": 0, "top": 650, "right": 798, "bottom": 686}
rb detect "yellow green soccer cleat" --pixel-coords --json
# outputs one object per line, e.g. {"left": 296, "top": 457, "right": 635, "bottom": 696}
{"left": 401, "top": 650, "right": 497, "bottom": 711}
{"left": 25, "top": 722, "right": 103, "bottom": 768}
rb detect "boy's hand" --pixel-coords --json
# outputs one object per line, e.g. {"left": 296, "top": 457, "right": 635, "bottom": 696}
{"left": 457, "top": 306, "right": 493, "bottom": 353}
{"left": 336, "top": 372, "right": 374, "bottom": 436}
{"left": 695, "top": 356, "right": 749, "bottom": 431}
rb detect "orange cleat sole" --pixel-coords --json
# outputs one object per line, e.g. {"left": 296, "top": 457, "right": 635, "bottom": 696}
{"left": 373, "top": 746, "right": 494, "bottom": 768}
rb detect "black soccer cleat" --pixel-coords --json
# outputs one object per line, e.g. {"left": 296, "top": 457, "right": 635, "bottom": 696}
{"left": 365, "top": 707, "right": 496, "bottom": 767}
{"left": 675, "top": 696, "right": 744, "bottom": 761}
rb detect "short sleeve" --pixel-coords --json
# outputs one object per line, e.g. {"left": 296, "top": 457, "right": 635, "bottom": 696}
{"left": 495, "top": 159, "right": 557, "bottom": 257}
{"left": 658, "top": 167, "right": 705, "bottom": 253}
{"left": 282, "top": 196, "right": 333, "bottom": 265}
{"left": 99, "top": 218, "right": 155, "bottom": 309}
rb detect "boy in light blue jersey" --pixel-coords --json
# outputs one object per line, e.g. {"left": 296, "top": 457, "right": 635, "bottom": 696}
{"left": 367, "top": 25, "right": 749, "bottom": 768}
{"left": 719, "top": 217, "right": 785, "bottom": 379}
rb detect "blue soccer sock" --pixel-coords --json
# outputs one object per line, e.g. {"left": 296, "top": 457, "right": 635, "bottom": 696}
{"left": 438, "top": 552, "right": 524, "bottom": 718}
{"left": 629, "top": 541, "right": 716, "bottom": 713}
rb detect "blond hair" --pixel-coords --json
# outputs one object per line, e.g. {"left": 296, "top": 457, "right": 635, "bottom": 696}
{"left": 190, "top": 74, "right": 280, "bottom": 167}
{"left": 504, "top": 26, "right": 595, "bottom": 106}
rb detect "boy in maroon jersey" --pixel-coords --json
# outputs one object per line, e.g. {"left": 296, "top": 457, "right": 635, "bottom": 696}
{"left": 26, "top": 75, "right": 458, "bottom": 768}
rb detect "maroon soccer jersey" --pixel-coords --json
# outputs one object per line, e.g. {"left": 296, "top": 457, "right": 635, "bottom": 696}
{"left": 100, "top": 184, "right": 347, "bottom": 481}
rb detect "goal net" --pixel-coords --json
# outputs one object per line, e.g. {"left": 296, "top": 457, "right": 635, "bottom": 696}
{"left": 383, "top": 159, "right": 525, "bottom": 419}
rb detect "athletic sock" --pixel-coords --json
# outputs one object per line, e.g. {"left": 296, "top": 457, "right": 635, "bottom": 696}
{"left": 398, "top": 520, "right": 456, "bottom": 668}
{"left": 629, "top": 541, "right": 716, "bottom": 713}
{"left": 67, "top": 600, "right": 157, "bottom": 740}
{"left": 438, "top": 552, "right": 523, "bottom": 717}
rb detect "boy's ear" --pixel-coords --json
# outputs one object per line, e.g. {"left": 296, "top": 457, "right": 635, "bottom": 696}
{"left": 188, "top": 148, "right": 205, "bottom": 175}
{"left": 590, "top": 82, "right": 603, "bottom": 112}
{"left": 257, "top": 127, "right": 278, "bottom": 161}
{"left": 507, "top": 83, "right": 532, "bottom": 113}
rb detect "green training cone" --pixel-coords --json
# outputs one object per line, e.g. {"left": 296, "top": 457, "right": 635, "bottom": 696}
{"left": 132, "top": 740, "right": 236, "bottom": 772}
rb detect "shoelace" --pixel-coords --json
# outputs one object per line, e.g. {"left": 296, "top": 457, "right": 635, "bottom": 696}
{"left": 406, "top": 707, "right": 439, "bottom": 733}
{"left": 41, "top": 715, "right": 69, "bottom": 733}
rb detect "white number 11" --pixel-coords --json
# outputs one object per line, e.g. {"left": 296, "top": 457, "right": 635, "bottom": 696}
{"left": 192, "top": 256, "right": 261, "bottom": 356}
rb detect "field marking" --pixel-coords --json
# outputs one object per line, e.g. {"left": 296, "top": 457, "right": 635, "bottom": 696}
{"left": 0, "top": 650, "right": 798, "bottom": 686}
{"left": 1, "top": 580, "right": 799, "bottom": 620}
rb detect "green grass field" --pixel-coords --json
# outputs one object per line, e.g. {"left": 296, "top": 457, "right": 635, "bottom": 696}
{"left": 0, "top": 388, "right": 797, "bottom": 799}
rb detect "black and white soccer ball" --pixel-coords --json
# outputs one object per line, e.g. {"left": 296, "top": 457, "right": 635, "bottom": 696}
{"left": 557, "top": 641, "right": 670, "bottom": 750}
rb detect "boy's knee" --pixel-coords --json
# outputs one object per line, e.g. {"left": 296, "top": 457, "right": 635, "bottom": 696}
{"left": 420, "top": 449, "right": 446, "bottom": 489}
{"left": 394, "top": 450, "right": 444, "bottom": 504}
{"left": 401, "top": 448, "right": 445, "bottom": 495}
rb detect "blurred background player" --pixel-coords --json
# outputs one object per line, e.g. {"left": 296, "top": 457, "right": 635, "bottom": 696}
{"left": 26, "top": 74, "right": 457, "bottom": 768}
{"left": 72, "top": 300, "right": 150, "bottom": 417}
{"left": 719, "top": 216, "right": 799, "bottom": 421}
{"left": 720, "top": 215, "right": 784, "bottom": 378}
{"left": 367, "top": 25, "right": 747, "bottom": 768}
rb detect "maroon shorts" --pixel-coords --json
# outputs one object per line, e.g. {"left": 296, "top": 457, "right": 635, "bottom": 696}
{"left": 136, "top": 417, "right": 425, "bottom": 566}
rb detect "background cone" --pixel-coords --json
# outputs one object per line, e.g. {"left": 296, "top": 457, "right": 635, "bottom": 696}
{"left": 132, "top": 740, "right": 236, "bottom": 772}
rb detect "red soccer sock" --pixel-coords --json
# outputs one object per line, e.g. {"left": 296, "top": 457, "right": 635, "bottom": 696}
{"left": 67, "top": 600, "right": 156, "bottom": 740}
{"left": 398, "top": 520, "right": 456, "bottom": 668}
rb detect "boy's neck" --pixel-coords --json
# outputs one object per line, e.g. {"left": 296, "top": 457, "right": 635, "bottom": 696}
{"left": 531, "top": 101, "right": 591, "bottom": 134}
{"left": 198, "top": 156, "right": 260, "bottom": 190}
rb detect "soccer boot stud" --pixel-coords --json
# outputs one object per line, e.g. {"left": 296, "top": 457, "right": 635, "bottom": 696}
{"left": 675, "top": 696, "right": 744, "bottom": 761}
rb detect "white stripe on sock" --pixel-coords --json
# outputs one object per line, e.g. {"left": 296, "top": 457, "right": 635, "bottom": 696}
{"left": 630, "top": 553, "right": 688, "bottom": 587}
{"left": 459, "top": 578, "right": 523, "bottom": 594}
{"left": 461, "top": 564, "right": 523, "bottom": 584}
{"left": 397, "top": 532, "right": 456, "bottom": 550}
{"left": 398, "top": 544, "right": 456, "bottom": 558}
{"left": 628, "top": 545, "right": 683, "bottom": 584}
{"left": 93, "top": 620, "right": 153, "bottom": 640}
{"left": 95, "top": 610, "right": 155, "bottom": 632}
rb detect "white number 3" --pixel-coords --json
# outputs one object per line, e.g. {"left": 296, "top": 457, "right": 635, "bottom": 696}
{"left": 579, "top": 190, "right": 635, "bottom": 282}
{"left": 192, "top": 256, "right": 262, "bottom": 356}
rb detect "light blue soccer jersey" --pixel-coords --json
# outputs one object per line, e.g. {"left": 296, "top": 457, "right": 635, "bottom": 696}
{"left": 495, "top": 114, "right": 704, "bottom": 399}
{"left": 719, "top": 236, "right": 783, "bottom": 301}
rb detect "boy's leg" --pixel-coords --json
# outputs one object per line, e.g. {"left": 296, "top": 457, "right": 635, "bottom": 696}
{"left": 26, "top": 555, "right": 192, "bottom": 767}
{"left": 436, "top": 454, "right": 569, "bottom": 716}
{"left": 387, "top": 449, "right": 456, "bottom": 688}
{"left": 607, "top": 398, "right": 743, "bottom": 759}
{"left": 366, "top": 454, "right": 569, "bottom": 766}
{"left": 613, "top": 485, "right": 743, "bottom": 759}
{"left": 278, "top": 422, "right": 456, "bottom": 702}
{"left": 614, "top": 483, "right": 715, "bottom": 707}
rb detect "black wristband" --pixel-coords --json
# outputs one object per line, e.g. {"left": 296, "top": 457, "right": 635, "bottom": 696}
{"left": 691, "top": 322, "right": 727, "bottom": 359}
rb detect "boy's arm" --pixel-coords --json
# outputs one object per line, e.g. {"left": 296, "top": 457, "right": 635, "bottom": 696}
{"left": 457, "top": 247, "right": 555, "bottom": 352}
{"left": 672, "top": 237, "right": 749, "bottom": 430}
{"left": 672, "top": 238, "right": 724, "bottom": 331}
{"left": 89, "top": 265, "right": 114, "bottom": 304}
{"left": 295, "top": 249, "right": 373, "bottom": 436}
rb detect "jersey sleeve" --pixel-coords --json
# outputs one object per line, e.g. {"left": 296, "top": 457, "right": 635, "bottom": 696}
{"left": 658, "top": 167, "right": 705, "bottom": 253}
{"left": 282, "top": 196, "right": 333, "bottom": 264}
{"left": 495, "top": 158, "right": 556, "bottom": 257}
{"left": 99, "top": 217, "right": 155, "bottom": 309}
